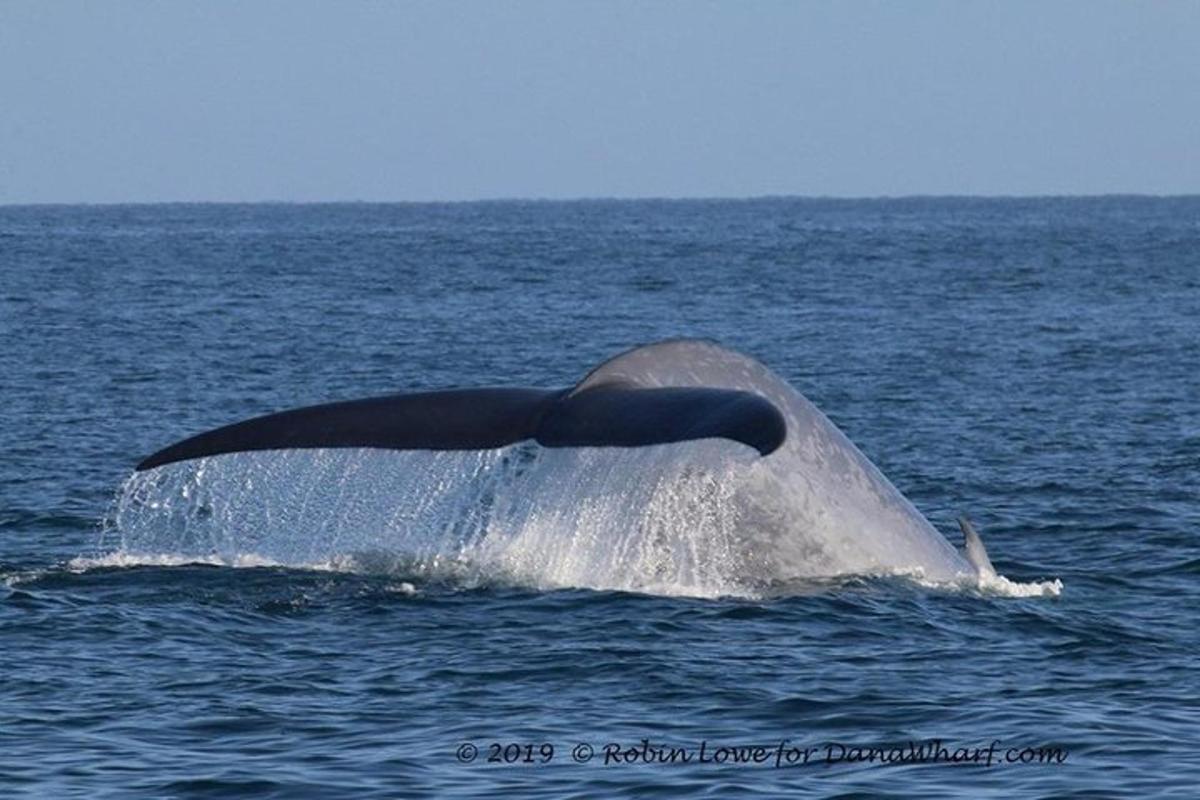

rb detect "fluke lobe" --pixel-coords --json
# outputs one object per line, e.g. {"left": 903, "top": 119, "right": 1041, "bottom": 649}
{"left": 137, "top": 340, "right": 787, "bottom": 471}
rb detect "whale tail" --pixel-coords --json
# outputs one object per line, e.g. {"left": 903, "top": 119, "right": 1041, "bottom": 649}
{"left": 957, "top": 515, "right": 996, "bottom": 579}
{"left": 135, "top": 341, "right": 788, "bottom": 472}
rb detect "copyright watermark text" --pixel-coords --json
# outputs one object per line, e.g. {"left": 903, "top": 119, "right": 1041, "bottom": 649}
{"left": 455, "top": 738, "right": 1068, "bottom": 768}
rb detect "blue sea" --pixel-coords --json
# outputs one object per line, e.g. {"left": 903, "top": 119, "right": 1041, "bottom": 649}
{"left": 2, "top": 198, "right": 1197, "bottom": 798}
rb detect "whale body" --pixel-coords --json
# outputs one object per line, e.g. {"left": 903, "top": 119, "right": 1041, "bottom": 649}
{"left": 136, "top": 339, "right": 995, "bottom": 586}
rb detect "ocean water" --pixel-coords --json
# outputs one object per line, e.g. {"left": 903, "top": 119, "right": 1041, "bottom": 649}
{"left": 1, "top": 197, "right": 1198, "bottom": 798}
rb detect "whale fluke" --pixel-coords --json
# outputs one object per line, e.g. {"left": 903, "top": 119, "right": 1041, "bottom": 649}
{"left": 120, "top": 339, "right": 1061, "bottom": 595}
{"left": 136, "top": 378, "right": 786, "bottom": 472}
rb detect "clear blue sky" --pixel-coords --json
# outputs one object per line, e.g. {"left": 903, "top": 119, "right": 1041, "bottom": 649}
{"left": 2, "top": 1, "right": 1197, "bottom": 203}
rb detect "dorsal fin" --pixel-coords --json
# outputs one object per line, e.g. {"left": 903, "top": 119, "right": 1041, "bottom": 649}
{"left": 958, "top": 515, "right": 996, "bottom": 578}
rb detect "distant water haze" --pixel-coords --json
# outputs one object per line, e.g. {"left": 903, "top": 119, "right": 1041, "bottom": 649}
{"left": 1, "top": 1, "right": 1198, "bottom": 203}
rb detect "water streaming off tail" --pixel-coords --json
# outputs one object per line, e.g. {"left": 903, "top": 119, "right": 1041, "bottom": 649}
{"left": 98, "top": 442, "right": 763, "bottom": 597}
{"left": 93, "top": 339, "right": 1062, "bottom": 598}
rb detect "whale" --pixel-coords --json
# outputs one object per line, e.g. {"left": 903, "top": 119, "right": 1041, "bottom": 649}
{"left": 136, "top": 339, "right": 999, "bottom": 585}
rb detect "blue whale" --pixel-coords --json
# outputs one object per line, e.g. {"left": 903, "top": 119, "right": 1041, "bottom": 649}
{"left": 137, "top": 339, "right": 999, "bottom": 585}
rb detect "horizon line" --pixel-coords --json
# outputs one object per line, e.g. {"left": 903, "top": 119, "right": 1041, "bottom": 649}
{"left": 3, "top": 191, "right": 1200, "bottom": 209}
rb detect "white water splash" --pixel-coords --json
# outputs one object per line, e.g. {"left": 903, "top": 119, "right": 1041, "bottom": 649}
{"left": 96, "top": 442, "right": 763, "bottom": 598}
{"left": 68, "top": 551, "right": 288, "bottom": 571}
{"left": 974, "top": 572, "right": 1064, "bottom": 598}
{"left": 93, "top": 441, "right": 1060, "bottom": 599}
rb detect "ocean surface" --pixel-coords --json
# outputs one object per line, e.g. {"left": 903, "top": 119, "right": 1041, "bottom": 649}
{"left": 1, "top": 197, "right": 1197, "bottom": 798}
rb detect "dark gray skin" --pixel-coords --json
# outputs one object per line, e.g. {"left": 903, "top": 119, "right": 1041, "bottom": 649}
{"left": 137, "top": 380, "right": 786, "bottom": 472}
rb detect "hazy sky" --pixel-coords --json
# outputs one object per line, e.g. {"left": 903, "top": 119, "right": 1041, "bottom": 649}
{"left": 2, "top": 1, "right": 1197, "bottom": 203}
